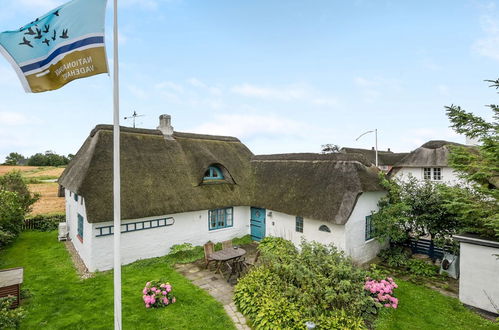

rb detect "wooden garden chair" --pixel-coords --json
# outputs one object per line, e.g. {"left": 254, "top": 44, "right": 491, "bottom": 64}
{"left": 204, "top": 242, "right": 215, "bottom": 269}
{"left": 242, "top": 250, "right": 260, "bottom": 270}
{"left": 221, "top": 240, "right": 233, "bottom": 250}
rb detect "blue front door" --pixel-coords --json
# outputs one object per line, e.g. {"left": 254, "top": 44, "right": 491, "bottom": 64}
{"left": 250, "top": 207, "right": 266, "bottom": 241}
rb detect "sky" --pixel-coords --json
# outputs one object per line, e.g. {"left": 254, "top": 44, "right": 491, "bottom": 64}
{"left": 0, "top": 0, "right": 498, "bottom": 162}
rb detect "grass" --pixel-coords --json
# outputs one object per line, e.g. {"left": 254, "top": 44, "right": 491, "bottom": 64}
{"left": 0, "top": 231, "right": 236, "bottom": 330}
{"left": 375, "top": 279, "right": 499, "bottom": 330}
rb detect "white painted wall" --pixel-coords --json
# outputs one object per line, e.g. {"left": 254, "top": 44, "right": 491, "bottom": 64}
{"left": 88, "top": 206, "right": 250, "bottom": 271}
{"left": 459, "top": 242, "right": 499, "bottom": 314}
{"left": 265, "top": 192, "right": 384, "bottom": 264}
{"left": 65, "top": 189, "right": 93, "bottom": 269}
{"left": 266, "top": 209, "right": 346, "bottom": 250}
{"left": 393, "top": 167, "right": 463, "bottom": 185}
{"left": 345, "top": 192, "right": 385, "bottom": 264}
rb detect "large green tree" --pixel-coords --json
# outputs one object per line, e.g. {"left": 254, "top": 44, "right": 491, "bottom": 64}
{"left": 371, "top": 175, "right": 460, "bottom": 246}
{"left": 3, "top": 152, "right": 25, "bottom": 165}
{"left": 444, "top": 79, "right": 499, "bottom": 238}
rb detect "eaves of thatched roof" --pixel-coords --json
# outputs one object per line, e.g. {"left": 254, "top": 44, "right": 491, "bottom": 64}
{"left": 340, "top": 147, "right": 408, "bottom": 166}
{"left": 392, "top": 140, "right": 466, "bottom": 168}
{"left": 59, "top": 125, "right": 384, "bottom": 224}
{"left": 251, "top": 153, "right": 383, "bottom": 225}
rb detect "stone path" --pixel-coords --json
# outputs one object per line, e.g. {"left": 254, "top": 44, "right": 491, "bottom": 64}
{"left": 175, "top": 261, "right": 250, "bottom": 330}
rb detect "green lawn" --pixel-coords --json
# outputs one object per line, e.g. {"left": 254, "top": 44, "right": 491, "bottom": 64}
{"left": 375, "top": 279, "right": 499, "bottom": 330}
{"left": 0, "top": 231, "right": 235, "bottom": 329}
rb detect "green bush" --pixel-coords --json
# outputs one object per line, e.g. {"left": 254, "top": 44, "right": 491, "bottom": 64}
{"left": 0, "top": 171, "right": 39, "bottom": 214}
{"left": 25, "top": 214, "right": 65, "bottom": 232}
{"left": 0, "top": 190, "right": 25, "bottom": 247}
{"left": 0, "top": 297, "right": 25, "bottom": 329}
{"left": 378, "top": 246, "right": 411, "bottom": 268}
{"left": 234, "top": 238, "right": 377, "bottom": 329}
{"left": 407, "top": 259, "right": 439, "bottom": 277}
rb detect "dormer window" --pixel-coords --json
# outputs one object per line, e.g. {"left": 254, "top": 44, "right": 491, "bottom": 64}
{"left": 204, "top": 166, "right": 224, "bottom": 180}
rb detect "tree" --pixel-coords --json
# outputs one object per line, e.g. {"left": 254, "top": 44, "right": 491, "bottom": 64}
{"left": 0, "top": 171, "right": 39, "bottom": 214}
{"left": 3, "top": 152, "right": 25, "bottom": 165}
{"left": 0, "top": 190, "right": 25, "bottom": 247}
{"left": 372, "top": 174, "right": 461, "bottom": 247}
{"left": 444, "top": 79, "right": 499, "bottom": 238}
{"left": 321, "top": 144, "right": 341, "bottom": 154}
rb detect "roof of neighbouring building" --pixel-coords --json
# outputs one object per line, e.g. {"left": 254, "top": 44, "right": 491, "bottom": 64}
{"left": 391, "top": 140, "right": 467, "bottom": 168}
{"left": 59, "top": 125, "right": 384, "bottom": 224}
{"left": 340, "top": 147, "right": 408, "bottom": 166}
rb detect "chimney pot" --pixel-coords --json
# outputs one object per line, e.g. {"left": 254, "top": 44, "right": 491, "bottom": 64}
{"left": 388, "top": 148, "right": 391, "bottom": 152}
{"left": 371, "top": 147, "right": 374, "bottom": 150}
{"left": 157, "top": 114, "right": 174, "bottom": 139}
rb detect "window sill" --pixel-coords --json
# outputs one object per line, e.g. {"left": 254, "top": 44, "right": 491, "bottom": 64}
{"left": 77, "top": 234, "right": 83, "bottom": 243}
{"left": 365, "top": 238, "right": 376, "bottom": 244}
{"left": 208, "top": 226, "right": 234, "bottom": 233}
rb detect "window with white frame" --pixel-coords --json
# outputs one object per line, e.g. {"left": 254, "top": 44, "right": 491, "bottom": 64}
{"left": 433, "top": 167, "right": 442, "bottom": 180}
{"left": 423, "top": 167, "right": 442, "bottom": 181}
{"left": 208, "top": 207, "right": 233, "bottom": 230}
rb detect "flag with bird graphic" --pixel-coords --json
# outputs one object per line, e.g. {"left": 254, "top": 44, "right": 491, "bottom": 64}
{"left": 0, "top": 0, "right": 108, "bottom": 93}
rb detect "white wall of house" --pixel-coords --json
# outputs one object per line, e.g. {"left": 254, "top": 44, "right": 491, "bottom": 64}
{"left": 458, "top": 241, "right": 499, "bottom": 314}
{"left": 265, "top": 192, "right": 384, "bottom": 264}
{"left": 393, "top": 167, "right": 462, "bottom": 185}
{"left": 87, "top": 206, "right": 250, "bottom": 272}
{"left": 65, "top": 189, "right": 93, "bottom": 269}
{"left": 266, "top": 209, "right": 346, "bottom": 250}
{"left": 345, "top": 192, "right": 385, "bottom": 264}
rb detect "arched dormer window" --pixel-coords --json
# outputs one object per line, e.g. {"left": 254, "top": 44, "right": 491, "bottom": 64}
{"left": 319, "top": 225, "right": 331, "bottom": 233}
{"left": 204, "top": 165, "right": 224, "bottom": 180}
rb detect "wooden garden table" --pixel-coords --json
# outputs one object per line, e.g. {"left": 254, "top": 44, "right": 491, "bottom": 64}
{"left": 210, "top": 248, "right": 246, "bottom": 281}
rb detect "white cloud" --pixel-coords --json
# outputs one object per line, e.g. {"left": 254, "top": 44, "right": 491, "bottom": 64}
{"left": 127, "top": 85, "right": 148, "bottom": 99}
{"left": 0, "top": 112, "right": 30, "bottom": 125}
{"left": 472, "top": 16, "right": 499, "bottom": 61}
{"left": 155, "top": 81, "right": 184, "bottom": 93}
{"left": 187, "top": 78, "right": 222, "bottom": 95}
{"left": 231, "top": 83, "right": 308, "bottom": 101}
{"left": 230, "top": 83, "right": 338, "bottom": 107}
{"left": 190, "top": 113, "right": 311, "bottom": 139}
{"left": 403, "top": 127, "right": 461, "bottom": 149}
{"left": 354, "top": 76, "right": 402, "bottom": 103}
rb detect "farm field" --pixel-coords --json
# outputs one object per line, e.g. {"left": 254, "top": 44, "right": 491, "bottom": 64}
{"left": 0, "top": 165, "right": 65, "bottom": 215}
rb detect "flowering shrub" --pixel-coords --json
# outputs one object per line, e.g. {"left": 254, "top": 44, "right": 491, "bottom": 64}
{"left": 364, "top": 277, "right": 398, "bottom": 308}
{"left": 142, "top": 281, "right": 176, "bottom": 308}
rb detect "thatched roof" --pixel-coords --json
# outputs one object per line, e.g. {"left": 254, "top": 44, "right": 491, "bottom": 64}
{"left": 340, "top": 147, "right": 408, "bottom": 166}
{"left": 59, "top": 125, "right": 384, "bottom": 224}
{"left": 392, "top": 140, "right": 466, "bottom": 167}
{"left": 251, "top": 154, "right": 383, "bottom": 225}
{"left": 59, "top": 125, "right": 254, "bottom": 223}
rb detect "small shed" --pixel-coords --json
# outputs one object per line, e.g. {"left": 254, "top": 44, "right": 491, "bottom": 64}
{"left": 0, "top": 267, "right": 23, "bottom": 308}
{"left": 454, "top": 234, "right": 499, "bottom": 315}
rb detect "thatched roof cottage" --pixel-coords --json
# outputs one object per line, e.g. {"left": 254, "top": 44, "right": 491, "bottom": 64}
{"left": 59, "top": 115, "right": 386, "bottom": 271}
{"left": 388, "top": 140, "right": 467, "bottom": 184}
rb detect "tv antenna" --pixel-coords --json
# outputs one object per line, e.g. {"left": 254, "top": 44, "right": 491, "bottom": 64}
{"left": 124, "top": 110, "right": 145, "bottom": 128}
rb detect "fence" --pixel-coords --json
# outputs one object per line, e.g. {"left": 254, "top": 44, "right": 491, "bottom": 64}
{"left": 404, "top": 238, "right": 450, "bottom": 260}
{"left": 22, "top": 215, "right": 65, "bottom": 231}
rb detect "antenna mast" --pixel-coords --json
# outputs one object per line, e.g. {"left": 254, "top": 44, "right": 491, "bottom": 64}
{"left": 124, "top": 110, "right": 145, "bottom": 128}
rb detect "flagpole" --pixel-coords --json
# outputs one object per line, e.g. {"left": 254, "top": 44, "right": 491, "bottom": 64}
{"left": 113, "top": 0, "right": 122, "bottom": 329}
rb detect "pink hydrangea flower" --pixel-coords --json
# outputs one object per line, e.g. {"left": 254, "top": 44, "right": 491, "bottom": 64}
{"left": 146, "top": 304, "right": 150, "bottom": 308}
{"left": 146, "top": 282, "right": 151, "bottom": 287}
{"left": 172, "top": 297, "right": 176, "bottom": 303}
